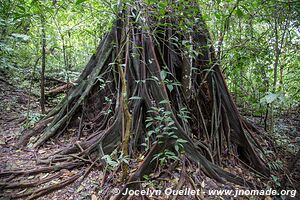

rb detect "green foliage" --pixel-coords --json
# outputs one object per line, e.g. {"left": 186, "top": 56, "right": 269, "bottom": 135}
{"left": 198, "top": 0, "right": 300, "bottom": 115}
{"left": 0, "top": 0, "right": 115, "bottom": 84}
{"left": 268, "top": 160, "right": 284, "bottom": 172}
{"left": 271, "top": 174, "right": 281, "bottom": 187}
{"left": 177, "top": 107, "right": 191, "bottom": 123}
{"left": 2, "top": 0, "right": 298, "bottom": 120}
{"left": 142, "top": 174, "right": 156, "bottom": 188}
{"left": 260, "top": 93, "right": 281, "bottom": 104}
{"left": 144, "top": 101, "right": 188, "bottom": 166}
{"left": 142, "top": 0, "right": 300, "bottom": 117}
{"left": 159, "top": 69, "right": 181, "bottom": 92}
{"left": 102, "top": 149, "right": 129, "bottom": 171}
{"left": 23, "top": 111, "right": 44, "bottom": 128}
{"left": 272, "top": 123, "right": 299, "bottom": 154}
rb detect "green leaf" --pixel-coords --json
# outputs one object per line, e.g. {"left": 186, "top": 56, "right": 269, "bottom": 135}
{"left": 167, "top": 121, "right": 175, "bottom": 126}
{"left": 76, "top": 0, "right": 88, "bottom": 5}
{"left": 177, "top": 139, "right": 188, "bottom": 143}
{"left": 129, "top": 96, "right": 142, "bottom": 100}
{"left": 159, "top": 100, "right": 169, "bottom": 104}
{"left": 160, "top": 70, "right": 167, "bottom": 80}
{"left": 146, "top": 122, "right": 153, "bottom": 128}
{"left": 215, "top": 13, "right": 221, "bottom": 19}
{"left": 150, "top": 76, "right": 159, "bottom": 82}
{"left": 260, "top": 93, "right": 278, "bottom": 104}
{"left": 147, "top": 130, "right": 154, "bottom": 136}
{"left": 175, "top": 145, "right": 179, "bottom": 152}
{"left": 122, "top": 158, "right": 129, "bottom": 164}
{"left": 11, "top": 33, "right": 30, "bottom": 41}
{"left": 167, "top": 84, "right": 174, "bottom": 92}
{"left": 236, "top": 8, "right": 244, "bottom": 18}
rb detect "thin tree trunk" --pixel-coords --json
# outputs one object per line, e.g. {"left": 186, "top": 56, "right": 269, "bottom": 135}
{"left": 40, "top": 15, "right": 46, "bottom": 114}
{"left": 268, "top": 9, "right": 289, "bottom": 132}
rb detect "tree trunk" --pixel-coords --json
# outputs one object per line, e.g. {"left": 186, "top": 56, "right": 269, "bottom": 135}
{"left": 40, "top": 14, "right": 46, "bottom": 114}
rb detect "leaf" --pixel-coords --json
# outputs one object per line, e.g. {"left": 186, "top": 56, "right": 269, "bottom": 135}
{"left": 177, "top": 139, "right": 188, "bottom": 143}
{"left": 40, "top": 173, "right": 49, "bottom": 179}
{"left": 146, "top": 122, "right": 153, "bottom": 128}
{"left": 215, "top": 13, "right": 221, "bottom": 19}
{"left": 147, "top": 130, "right": 154, "bottom": 136}
{"left": 200, "top": 180, "right": 205, "bottom": 188}
{"left": 261, "top": 93, "right": 278, "bottom": 104}
{"left": 167, "top": 121, "right": 175, "bottom": 126}
{"left": 75, "top": 0, "right": 88, "bottom": 5}
{"left": 159, "top": 100, "right": 169, "bottom": 104}
{"left": 175, "top": 145, "right": 179, "bottom": 152}
{"left": 236, "top": 8, "right": 244, "bottom": 18}
{"left": 160, "top": 70, "right": 167, "bottom": 80}
{"left": 129, "top": 96, "right": 142, "bottom": 100}
{"left": 76, "top": 185, "right": 84, "bottom": 192}
{"left": 91, "top": 194, "right": 98, "bottom": 200}
{"left": 11, "top": 33, "right": 30, "bottom": 41}
{"left": 17, "top": 5, "right": 26, "bottom": 12}
{"left": 265, "top": 197, "right": 272, "bottom": 200}
{"left": 150, "top": 76, "right": 159, "bottom": 82}
{"left": 167, "top": 84, "right": 174, "bottom": 92}
{"left": 122, "top": 158, "right": 129, "bottom": 165}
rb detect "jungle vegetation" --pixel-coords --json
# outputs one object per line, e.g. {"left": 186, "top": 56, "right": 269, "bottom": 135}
{"left": 0, "top": 0, "right": 299, "bottom": 199}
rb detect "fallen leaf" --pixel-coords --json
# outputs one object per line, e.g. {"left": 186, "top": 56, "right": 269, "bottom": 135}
{"left": 27, "top": 175, "right": 35, "bottom": 179}
{"left": 224, "top": 168, "right": 230, "bottom": 173}
{"left": 77, "top": 185, "right": 84, "bottom": 193}
{"left": 91, "top": 194, "right": 97, "bottom": 200}
{"left": 40, "top": 173, "right": 49, "bottom": 179}
{"left": 200, "top": 180, "right": 205, "bottom": 188}
{"left": 38, "top": 149, "right": 46, "bottom": 154}
{"left": 236, "top": 167, "right": 242, "bottom": 174}
{"left": 62, "top": 169, "right": 75, "bottom": 177}
{"left": 51, "top": 180, "right": 59, "bottom": 184}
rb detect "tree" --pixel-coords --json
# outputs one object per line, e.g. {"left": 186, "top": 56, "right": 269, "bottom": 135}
{"left": 40, "top": 12, "right": 46, "bottom": 114}
{"left": 2, "top": 1, "right": 270, "bottom": 199}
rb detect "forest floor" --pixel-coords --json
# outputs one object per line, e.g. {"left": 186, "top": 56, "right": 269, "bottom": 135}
{"left": 0, "top": 72, "right": 299, "bottom": 200}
